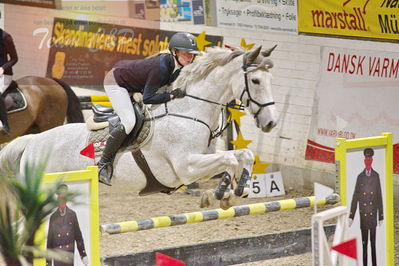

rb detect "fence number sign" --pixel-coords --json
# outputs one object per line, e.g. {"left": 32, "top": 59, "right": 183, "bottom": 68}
{"left": 249, "top": 171, "right": 285, "bottom": 198}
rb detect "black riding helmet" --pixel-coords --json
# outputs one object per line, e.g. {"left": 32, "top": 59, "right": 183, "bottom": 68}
{"left": 169, "top": 32, "right": 200, "bottom": 54}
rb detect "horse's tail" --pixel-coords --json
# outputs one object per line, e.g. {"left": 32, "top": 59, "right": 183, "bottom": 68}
{"left": 0, "top": 135, "right": 32, "bottom": 177}
{"left": 52, "top": 78, "right": 84, "bottom": 123}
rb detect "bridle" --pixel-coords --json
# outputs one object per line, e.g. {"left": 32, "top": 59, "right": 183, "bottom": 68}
{"left": 147, "top": 53, "right": 275, "bottom": 145}
{"left": 239, "top": 54, "right": 275, "bottom": 119}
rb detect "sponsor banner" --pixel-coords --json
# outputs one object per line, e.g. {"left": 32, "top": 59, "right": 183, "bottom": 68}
{"left": 160, "top": 0, "right": 194, "bottom": 23}
{"left": 216, "top": 0, "right": 297, "bottom": 34}
{"left": 131, "top": 2, "right": 146, "bottom": 20}
{"left": 46, "top": 17, "right": 222, "bottom": 88}
{"left": 298, "top": 0, "right": 399, "bottom": 41}
{"left": 305, "top": 47, "right": 399, "bottom": 173}
{"left": 0, "top": 0, "right": 55, "bottom": 8}
{"left": 192, "top": 0, "right": 205, "bottom": 25}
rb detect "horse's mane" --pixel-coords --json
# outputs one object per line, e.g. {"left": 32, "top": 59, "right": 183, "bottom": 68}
{"left": 174, "top": 47, "right": 245, "bottom": 88}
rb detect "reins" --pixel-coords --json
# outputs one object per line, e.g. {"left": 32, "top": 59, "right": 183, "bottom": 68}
{"left": 185, "top": 93, "right": 244, "bottom": 110}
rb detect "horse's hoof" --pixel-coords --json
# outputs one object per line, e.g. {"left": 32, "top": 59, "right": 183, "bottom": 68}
{"left": 200, "top": 190, "right": 213, "bottom": 208}
{"left": 200, "top": 195, "right": 210, "bottom": 208}
{"left": 234, "top": 187, "right": 243, "bottom": 197}
{"left": 220, "top": 198, "right": 232, "bottom": 210}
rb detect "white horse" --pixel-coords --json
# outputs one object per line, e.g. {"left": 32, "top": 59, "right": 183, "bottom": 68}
{"left": 0, "top": 46, "right": 278, "bottom": 209}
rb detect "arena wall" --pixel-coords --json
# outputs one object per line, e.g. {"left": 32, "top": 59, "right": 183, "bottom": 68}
{"left": 5, "top": 4, "right": 399, "bottom": 191}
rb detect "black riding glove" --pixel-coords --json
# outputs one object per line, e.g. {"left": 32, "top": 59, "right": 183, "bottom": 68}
{"left": 170, "top": 88, "right": 186, "bottom": 99}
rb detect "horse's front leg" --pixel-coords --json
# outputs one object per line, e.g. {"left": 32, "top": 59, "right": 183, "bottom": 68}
{"left": 176, "top": 151, "right": 239, "bottom": 209}
{"left": 231, "top": 149, "right": 254, "bottom": 198}
{"left": 211, "top": 149, "right": 254, "bottom": 209}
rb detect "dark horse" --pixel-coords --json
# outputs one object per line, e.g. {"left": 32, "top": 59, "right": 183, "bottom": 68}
{"left": 0, "top": 76, "right": 84, "bottom": 144}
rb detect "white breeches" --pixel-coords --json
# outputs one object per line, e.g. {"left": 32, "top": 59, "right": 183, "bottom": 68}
{"left": 0, "top": 75, "right": 12, "bottom": 94}
{"left": 104, "top": 71, "right": 136, "bottom": 134}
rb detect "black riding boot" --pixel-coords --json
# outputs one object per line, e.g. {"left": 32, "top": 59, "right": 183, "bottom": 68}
{"left": 97, "top": 124, "right": 128, "bottom": 186}
{"left": 0, "top": 96, "right": 10, "bottom": 135}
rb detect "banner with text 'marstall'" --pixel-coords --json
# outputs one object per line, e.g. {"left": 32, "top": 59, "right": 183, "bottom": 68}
{"left": 306, "top": 47, "right": 399, "bottom": 173}
{"left": 298, "top": 0, "right": 398, "bottom": 41}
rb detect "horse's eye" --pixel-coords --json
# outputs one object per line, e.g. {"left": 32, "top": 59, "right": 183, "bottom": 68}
{"left": 251, "top": 78, "right": 260, "bottom": 85}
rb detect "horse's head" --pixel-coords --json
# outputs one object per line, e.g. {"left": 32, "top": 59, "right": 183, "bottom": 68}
{"left": 232, "top": 46, "right": 278, "bottom": 132}
{"left": 174, "top": 45, "right": 278, "bottom": 133}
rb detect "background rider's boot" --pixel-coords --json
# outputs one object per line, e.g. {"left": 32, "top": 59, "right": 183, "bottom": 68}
{"left": 0, "top": 97, "right": 10, "bottom": 135}
{"left": 97, "top": 124, "right": 127, "bottom": 186}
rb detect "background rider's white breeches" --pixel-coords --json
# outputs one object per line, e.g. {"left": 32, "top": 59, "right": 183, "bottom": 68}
{"left": 0, "top": 75, "right": 12, "bottom": 94}
{"left": 104, "top": 83, "right": 136, "bottom": 134}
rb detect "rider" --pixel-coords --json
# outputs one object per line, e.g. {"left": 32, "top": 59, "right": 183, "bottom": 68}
{"left": 98, "top": 32, "right": 200, "bottom": 186}
{"left": 0, "top": 27, "right": 18, "bottom": 135}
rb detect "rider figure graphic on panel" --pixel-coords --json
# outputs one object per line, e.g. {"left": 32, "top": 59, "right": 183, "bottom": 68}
{"left": 98, "top": 32, "right": 200, "bottom": 186}
{"left": 0, "top": 27, "right": 18, "bottom": 135}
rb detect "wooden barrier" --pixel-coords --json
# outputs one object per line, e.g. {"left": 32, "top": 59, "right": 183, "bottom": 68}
{"left": 103, "top": 225, "right": 336, "bottom": 266}
{"left": 100, "top": 194, "right": 340, "bottom": 235}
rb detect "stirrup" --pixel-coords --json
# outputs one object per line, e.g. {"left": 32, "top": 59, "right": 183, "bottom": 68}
{"left": 98, "top": 162, "right": 113, "bottom": 186}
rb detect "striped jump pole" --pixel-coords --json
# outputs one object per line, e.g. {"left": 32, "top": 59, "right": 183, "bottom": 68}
{"left": 100, "top": 193, "right": 340, "bottom": 235}
{"left": 78, "top": 95, "right": 111, "bottom": 109}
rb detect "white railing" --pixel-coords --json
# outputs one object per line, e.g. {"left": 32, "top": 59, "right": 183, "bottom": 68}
{"left": 312, "top": 206, "right": 350, "bottom": 266}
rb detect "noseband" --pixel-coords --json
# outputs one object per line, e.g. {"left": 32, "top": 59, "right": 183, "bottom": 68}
{"left": 239, "top": 56, "right": 275, "bottom": 119}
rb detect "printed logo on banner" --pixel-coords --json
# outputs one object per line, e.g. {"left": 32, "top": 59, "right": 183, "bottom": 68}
{"left": 298, "top": 0, "right": 399, "bottom": 40}
{"left": 249, "top": 171, "right": 285, "bottom": 198}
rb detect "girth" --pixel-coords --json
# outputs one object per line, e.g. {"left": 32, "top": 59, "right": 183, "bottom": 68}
{"left": 132, "top": 149, "right": 178, "bottom": 196}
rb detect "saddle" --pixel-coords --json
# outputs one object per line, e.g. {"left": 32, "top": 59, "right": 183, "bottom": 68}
{"left": 91, "top": 102, "right": 146, "bottom": 149}
{"left": 2, "top": 81, "right": 27, "bottom": 113}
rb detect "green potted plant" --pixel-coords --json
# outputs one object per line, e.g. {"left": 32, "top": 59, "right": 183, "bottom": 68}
{"left": 0, "top": 161, "right": 78, "bottom": 265}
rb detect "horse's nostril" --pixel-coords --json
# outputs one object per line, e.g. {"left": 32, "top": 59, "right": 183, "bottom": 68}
{"left": 267, "top": 121, "right": 274, "bottom": 129}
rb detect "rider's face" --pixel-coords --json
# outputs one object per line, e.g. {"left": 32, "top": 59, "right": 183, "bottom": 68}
{"left": 175, "top": 50, "right": 194, "bottom": 66}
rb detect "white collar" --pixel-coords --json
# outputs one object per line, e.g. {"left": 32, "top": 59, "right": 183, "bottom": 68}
{"left": 59, "top": 207, "right": 67, "bottom": 216}
{"left": 173, "top": 55, "right": 183, "bottom": 72}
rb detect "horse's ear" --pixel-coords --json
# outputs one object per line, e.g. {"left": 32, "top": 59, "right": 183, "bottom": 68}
{"left": 261, "top": 45, "right": 277, "bottom": 57}
{"left": 246, "top": 46, "right": 262, "bottom": 65}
